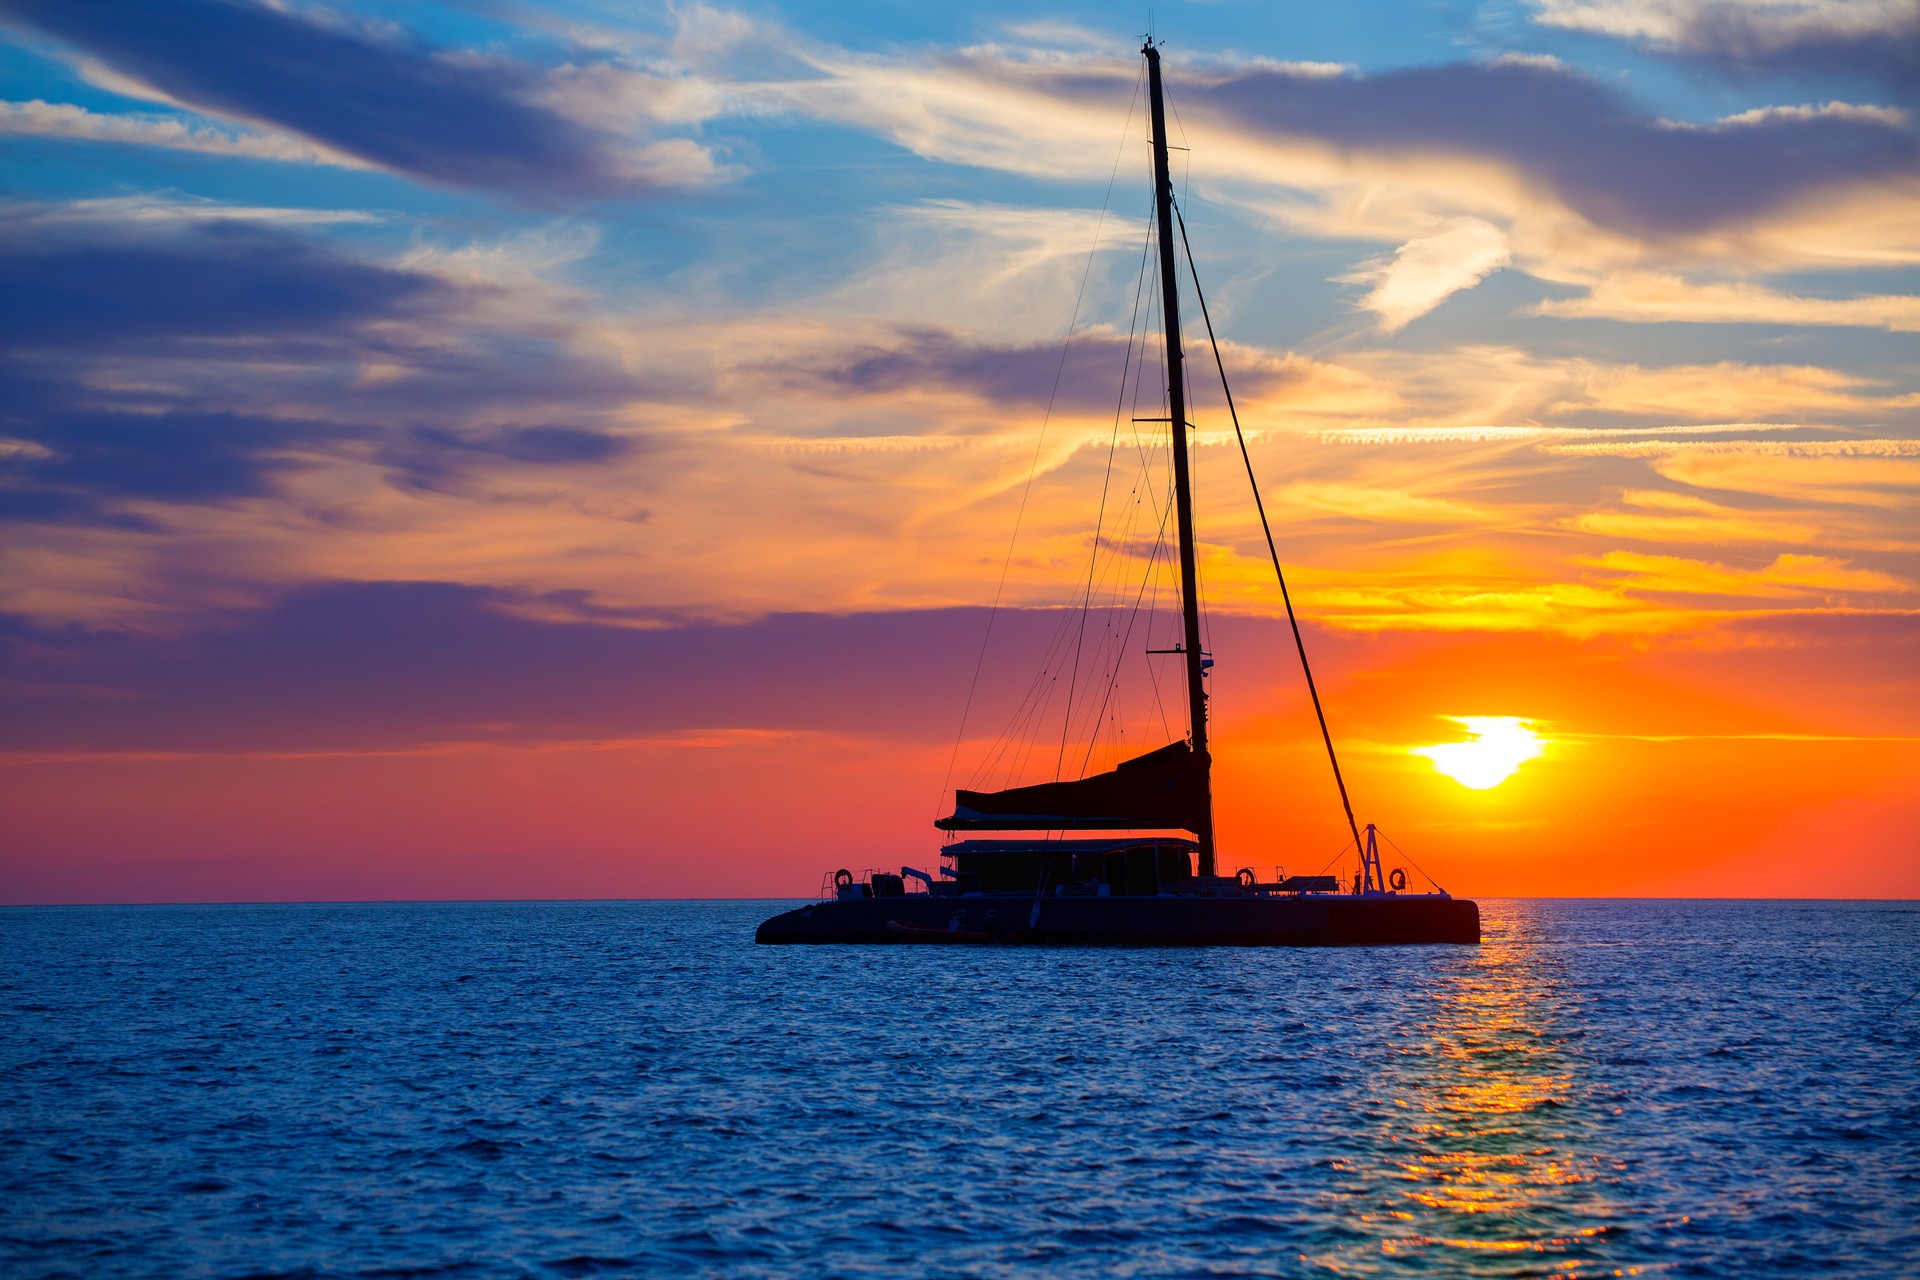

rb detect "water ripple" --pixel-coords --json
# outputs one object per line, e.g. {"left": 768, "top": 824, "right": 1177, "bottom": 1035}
{"left": 1, "top": 899, "right": 1916, "bottom": 1278}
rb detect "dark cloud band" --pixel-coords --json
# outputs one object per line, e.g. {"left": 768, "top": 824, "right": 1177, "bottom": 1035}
{"left": 1186, "top": 57, "right": 1918, "bottom": 237}
{"left": 0, "top": 210, "right": 647, "bottom": 526}
{"left": 0, "top": 0, "right": 637, "bottom": 196}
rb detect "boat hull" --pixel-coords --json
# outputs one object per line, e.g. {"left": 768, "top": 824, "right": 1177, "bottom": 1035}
{"left": 755, "top": 894, "right": 1478, "bottom": 946}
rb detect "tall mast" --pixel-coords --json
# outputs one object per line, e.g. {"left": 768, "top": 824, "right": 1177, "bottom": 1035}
{"left": 1144, "top": 40, "right": 1215, "bottom": 877}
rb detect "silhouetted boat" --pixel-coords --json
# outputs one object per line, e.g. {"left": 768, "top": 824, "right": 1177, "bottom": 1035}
{"left": 758, "top": 41, "right": 1478, "bottom": 947}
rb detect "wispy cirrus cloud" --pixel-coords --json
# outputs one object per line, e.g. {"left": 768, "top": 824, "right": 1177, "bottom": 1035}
{"left": 1530, "top": 271, "right": 1920, "bottom": 330}
{"left": 0, "top": 97, "right": 365, "bottom": 166}
{"left": 0, "top": 0, "right": 727, "bottom": 195}
{"left": 0, "top": 201, "right": 656, "bottom": 576}
{"left": 708, "top": 27, "right": 1920, "bottom": 245}
{"left": 1586, "top": 549, "right": 1913, "bottom": 598}
{"left": 650, "top": 11, "right": 1920, "bottom": 339}
{"left": 1344, "top": 217, "right": 1512, "bottom": 332}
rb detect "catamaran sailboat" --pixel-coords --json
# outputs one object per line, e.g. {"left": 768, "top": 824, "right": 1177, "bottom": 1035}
{"left": 757, "top": 41, "right": 1479, "bottom": 946}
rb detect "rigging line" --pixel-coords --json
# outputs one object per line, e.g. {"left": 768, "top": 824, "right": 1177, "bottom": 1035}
{"left": 1165, "top": 80, "right": 1192, "bottom": 206}
{"left": 1126, "top": 220, "right": 1173, "bottom": 532}
{"left": 1072, "top": 529, "right": 1157, "bottom": 767}
{"left": 1055, "top": 228, "right": 1158, "bottom": 773}
{"left": 970, "top": 614, "right": 1067, "bottom": 777}
{"left": 933, "top": 62, "right": 1144, "bottom": 820}
{"left": 1078, "top": 489, "right": 1176, "bottom": 776}
{"left": 1012, "top": 609, "right": 1097, "bottom": 784}
{"left": 1142, "top": 533, "right": 1173, "bottom": 741}
{"left": 1174, "top": 200, "right": 1367, "bottom": 860}
{"left": 1378, "top": 829, "right": 1449, "bottom": 897}
{"left": 1054, "top": 209, "right": 1156, "bottom": 782}
{"left": 969, "top": 601, "right": 1090, "bottom": 789}
{"left": 1075, "top": 432, "right": 1174, "bottom": 765}
{"left": 1127, "top": 233, "right": 1177, "bottom": 744}
{"left": 1144, "top": 225, "right": 1198, "bottom": 750}
{"left": 1185, "top": 357, "right": 1216, "bottom": 669}
{"left": 979, "top": 605, "right": 1088, "bottom": 787}
{"left": 1313, "top": 837, "right": 1358, "bottom": 880}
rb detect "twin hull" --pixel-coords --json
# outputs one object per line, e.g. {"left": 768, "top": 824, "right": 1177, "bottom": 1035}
{"left": 755, "top": 893, "right": 1479, "bottom": 947}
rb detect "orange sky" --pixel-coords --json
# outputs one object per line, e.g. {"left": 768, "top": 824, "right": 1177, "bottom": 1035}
{"left": 4, "top": 608, "right": 1914, "bottom": 902}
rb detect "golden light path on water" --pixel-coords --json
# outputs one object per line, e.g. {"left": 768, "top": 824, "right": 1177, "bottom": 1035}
{"left": 1310, "top": 905, "right": 1641, "bottom": 1278}
{"left": 1411, "top": 717, "right": 1547, "bottom": 790}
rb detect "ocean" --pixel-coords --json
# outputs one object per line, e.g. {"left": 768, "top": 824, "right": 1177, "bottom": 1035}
{"left": 2, "top": 899, "right": 1916, "bottom": 1278}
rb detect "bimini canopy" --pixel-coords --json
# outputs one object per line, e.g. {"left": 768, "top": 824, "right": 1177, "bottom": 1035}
{"left": 936, "top": 741, "right": 1207, "bottom": 832}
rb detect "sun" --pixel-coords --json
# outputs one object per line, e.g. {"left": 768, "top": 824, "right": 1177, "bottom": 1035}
{"left": 1412, "top": 716, "right": 1546, "bottom": 790}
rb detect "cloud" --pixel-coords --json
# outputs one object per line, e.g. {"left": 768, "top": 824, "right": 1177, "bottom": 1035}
{"left": 748, "top": 35, "right": 1917, "bottom": 238}
{"left": 0, "top": 204, "right": 661, "bottom": 542}
{"left": 1530, "top": 271, "right": 1920, "bottom": 330}
{"left": 1648, "top": 446, "right": 1920, "bottom": 516}
{"left": 1345, "top": 218, "right": 1511, "bottom": 332}
{"left": 676, "top": 18, "right": 1919, "bottom": 285}
{"left": 0, "top": 585, "right": 1082, "bottom": 754}
{"left": 1711, "top": 100, "right": 1909, "bottom": 127}
{"left": 1187, "top": 56, "right": 1919, "bottom": 240}
{"left": 1530, "top": 0, "right": 1920, "bottom": 100}
{"left": 0, "top": 213, "right": 457, "bottom": 354}
{"left": 0, "top": 385, "right": 345, "bottom": 509}
{"left": 1544, "top": 438, "right": 1920, "bottom": 458}
{"left": 815, "top": 200, "right": 1149, "bottom": 342}
{"left": 1545, "top": 359, "right": 1906, "bottom": 419}
{"left": 0, "top": 161, "right": 1909, "bottom": 643}
{"left": 0, "top": 211, "right": 457, "bottom": 526}
{"left": 1587, "top": 549, "right": 1914, "bottom": 597}
{"left": 774, "top": 326, "right": 1117, "bottom": 407}
{"left": 0, "top": 0, "right": 718, "bottom": 196}
{"left": 1571, "top": 486, "right": 1841, "bottom": 547}
{"left": 1532, "top": 0, "right": 1919, "bottom": 48}
{"left": 0, "top": 97, "right": 363, "bottom": 166}
{"left": 764, "top": 325, "right": 1247, "bottom": 416}
{"left": 380, "top": 424, "right": 638, "bottom": 493}
{"left": 9, "top": 193, "right": 383, "bottom": 228}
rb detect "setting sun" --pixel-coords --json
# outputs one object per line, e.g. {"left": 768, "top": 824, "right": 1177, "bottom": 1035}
{"left": 1412, "top": 717, "right": 1547, "bottom": 790}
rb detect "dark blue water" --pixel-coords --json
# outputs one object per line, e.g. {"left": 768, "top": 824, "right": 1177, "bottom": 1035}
{"left": 2, "top": 900, "right": 1916, "bottom": 1278}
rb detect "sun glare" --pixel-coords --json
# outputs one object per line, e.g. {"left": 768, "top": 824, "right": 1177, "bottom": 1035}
{"left": 1412, "top": 716, "right": 1546, "bottom": 790}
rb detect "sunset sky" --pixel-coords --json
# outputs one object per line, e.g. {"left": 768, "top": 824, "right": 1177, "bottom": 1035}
{"left": 1, "top": 0, "right": 1915, "bottom": 903}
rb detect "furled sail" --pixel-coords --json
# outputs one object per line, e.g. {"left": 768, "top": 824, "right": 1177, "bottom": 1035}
{"left": 936, "top": 741, "right": 1208, "bottom": 832}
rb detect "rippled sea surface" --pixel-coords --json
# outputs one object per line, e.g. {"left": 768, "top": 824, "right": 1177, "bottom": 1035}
{"left": 3, "top": 899, "right": 1917, "bottom": 1279}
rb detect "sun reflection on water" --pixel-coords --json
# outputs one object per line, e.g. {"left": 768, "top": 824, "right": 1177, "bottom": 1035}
{"left": 1310, "top": 903, "right": 1633, "bottom": 1277}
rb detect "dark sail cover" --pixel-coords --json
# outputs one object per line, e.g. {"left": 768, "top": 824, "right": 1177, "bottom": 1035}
{"left": 936, "top": 741, "right": 1207, "bottom": 832}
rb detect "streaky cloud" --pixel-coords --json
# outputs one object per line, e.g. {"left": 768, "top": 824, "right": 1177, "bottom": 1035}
{"left": 1531, "top": 0, "right": 1920, "bottom": 101}
{"left": 0, "top": 206, "right": 656, "bottom": 529}
{"left": 1181, "top": 55, "right": 1919, "bottom": 237}
{"left": 0, "top": 215, "right": 455, "bottom": 352}
{"left": 0, "top": 97, "right": 363, "bottom": 166}
{"left": 0, "top": 0, "right": 675, "bottom": 196}
{"left": 1530, "top": 271, "right": 1920, "bottom": 331}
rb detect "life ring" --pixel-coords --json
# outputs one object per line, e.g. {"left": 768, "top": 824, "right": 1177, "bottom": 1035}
{"left": 1389, "top": 868, "right": 1407, "bottom": 891}
{"left": 1236, "top": 867, "right": 1256, "bottom": 888}
{"left": 834, "top": 868, "right": 853, "bottom": 888}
